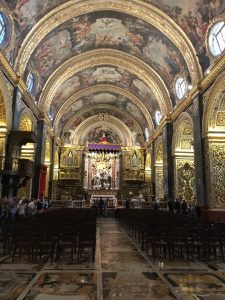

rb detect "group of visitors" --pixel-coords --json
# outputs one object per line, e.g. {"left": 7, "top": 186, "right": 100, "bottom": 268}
{"left": 168, "top": 197, "right": 200, "bottom": 217}
{"left": 0, "top": 196, "right": 51, "bottom": 225}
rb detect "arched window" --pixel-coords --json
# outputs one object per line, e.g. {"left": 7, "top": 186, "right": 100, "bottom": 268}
{"left": 208, "top": 21, "right": 225, "bottom": 56}
{"left": 145, "top": 127, "right": 150, "bottom": 141}
{"left": 26, "top": 73, "right": 34, "bottom": 93}
{"left": 0, "top": 12, "right": 8, "bottom": 46}
{"left": 155, "top": 110, "right": 162, "bottom": 125}
{"left": 175, "top": 77, "right": 186, "bottom": 100}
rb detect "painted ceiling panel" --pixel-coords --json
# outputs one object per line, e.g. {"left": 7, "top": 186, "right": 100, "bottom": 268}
{"left": 50, "top": 65, "right": 160, "bottom": 116}
{"left": 25, "top": 11, "right": 189, "bottom": 101}
{"left": 58, "top": 92, "right": 148, "bottom": 130}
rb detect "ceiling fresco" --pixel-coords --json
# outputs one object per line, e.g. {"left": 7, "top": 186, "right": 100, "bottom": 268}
{"left": 25, "top": 11, "right": 189, "bottom": 100}
{"left": 62, "top": 105, "right": 145, "bottom": 134}
{"left": 2, "top": 0, "right": 224, "bottom": 72}
{"left": 50, "top": 65, "right": 160, "bottom": 115}
{"left": 144, "top": 0, "right": 225, "bottom": 71}
{"left": 58, "top": 92, "right": 148, "bottom": 131}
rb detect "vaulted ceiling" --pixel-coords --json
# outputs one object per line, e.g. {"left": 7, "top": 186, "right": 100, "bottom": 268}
{"left": 1, "top": 0, "right": 224, "bottom": 146}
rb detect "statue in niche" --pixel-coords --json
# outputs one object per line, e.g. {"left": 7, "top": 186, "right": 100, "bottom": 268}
{"left": 67, "top": 150, "right": 73, "bottom": 165}
{"left": 132, "top": 151, "right": 139, "bottom": 167}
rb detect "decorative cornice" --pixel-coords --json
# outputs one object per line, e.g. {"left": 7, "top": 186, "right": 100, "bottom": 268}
{"left": 53, "top": 84, "right": 153, "bottom": 131}
{"left": 198, "top": 55, "right": 225, "bottom": 92}
{"left": 0, "top": 51, "right": 40, "bottom": 119}
{"left": 14, "top": 0, "right": 202, "bottom": 84}
{"left": 0, "top": 51, "right": 18, "bottom": 83}
{"left": 39, "top": 49, "right": 171, "bottom": 116}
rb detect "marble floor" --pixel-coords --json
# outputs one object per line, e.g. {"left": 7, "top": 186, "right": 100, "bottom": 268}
{"left": 1, "top": 218, "right": 225, "bottom": 299}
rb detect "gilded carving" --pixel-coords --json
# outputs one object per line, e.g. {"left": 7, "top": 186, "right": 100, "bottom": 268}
{"left": 173, "top": 113, "right": 194, "bottom": 152}
{"left": 180, "top": 139, "right": 193, "bottom": 149}
{"left": 176, "top": 161, "right": 195, "bottom": 203}
{"left": 216, "top": 111, "right": 225, "bottom": 126}
{"left": 207, "top": 144, "right": 225, "bottom": 208}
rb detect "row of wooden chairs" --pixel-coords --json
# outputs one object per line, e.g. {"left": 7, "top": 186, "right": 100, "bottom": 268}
{"left": 2, "top": 208, "right": 96, "bottom": 263}
{"left": 117, "top": 209, "right": 225, "bottom": 261}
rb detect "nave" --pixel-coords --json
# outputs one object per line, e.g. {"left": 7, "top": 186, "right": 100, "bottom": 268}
{"left": 1, "top": 216, "right": 225, "bottom": 299}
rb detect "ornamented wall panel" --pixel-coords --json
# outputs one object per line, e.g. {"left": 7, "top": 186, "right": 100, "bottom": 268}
{"left": 207, "top": 142, "right": 225, "bottom": 209}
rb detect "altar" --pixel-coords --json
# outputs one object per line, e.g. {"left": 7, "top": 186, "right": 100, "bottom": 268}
{"left": 90, "top": 194, "right": 117, "bottom": 208}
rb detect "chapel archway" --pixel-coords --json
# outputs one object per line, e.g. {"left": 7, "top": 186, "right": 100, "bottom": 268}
{"left": 203, "top": 72, "right": 225, "bottom": 208}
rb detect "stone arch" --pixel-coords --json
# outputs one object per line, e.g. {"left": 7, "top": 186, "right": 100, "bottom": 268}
{"left": 19, "top": 109, "right": 36, "bottom": 165}
{"left": 173, "top": 113, "right": 195, "bottom": 203}
{"left": 203, "top": 71, "right": 225, "bottom": 137}
{"left": 72, "top": 115, "right": 134, "bottom": 147}
{"left": 203, "top": 71, "right": 225, "bottom": 208}
{"left": 173, "top": 113, "right": 194, "bottom": 155}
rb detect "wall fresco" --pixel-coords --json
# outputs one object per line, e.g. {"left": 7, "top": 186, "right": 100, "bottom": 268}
{"left": 84, "top": 126, "right": 122, "bottom": 144}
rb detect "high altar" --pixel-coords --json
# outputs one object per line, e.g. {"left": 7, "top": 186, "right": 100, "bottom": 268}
{"left": 51, "top": 127, "right": 147, "bottom": 204}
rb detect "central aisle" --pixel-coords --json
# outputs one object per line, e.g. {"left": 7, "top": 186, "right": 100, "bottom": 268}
{"left": 3, "top": 216, "right": 225, "bottom": 299}
{"left": 98, "top": 218, "right": 176, "bottom": 300}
